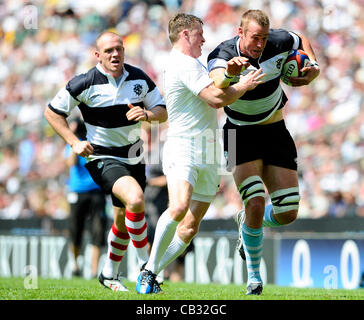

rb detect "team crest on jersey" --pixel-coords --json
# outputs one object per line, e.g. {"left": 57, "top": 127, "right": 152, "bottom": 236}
{"left": 276, "top": 58, "right": 282, "bottom": 70}
{"left": 133, "top": 84, "right": 143, "bottom": 96}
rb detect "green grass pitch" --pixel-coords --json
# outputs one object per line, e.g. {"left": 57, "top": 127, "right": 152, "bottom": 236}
{"left": 0, "top": 277, "right": 363, "bottom": 300}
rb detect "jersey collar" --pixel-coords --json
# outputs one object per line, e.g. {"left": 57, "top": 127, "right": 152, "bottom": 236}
{"left": 96, "top": 63, "right": 129, "bottom": 87}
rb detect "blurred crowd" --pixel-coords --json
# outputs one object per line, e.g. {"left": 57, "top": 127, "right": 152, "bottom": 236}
{"left": 1, "top": 0, "right": 364, "bottom": 221}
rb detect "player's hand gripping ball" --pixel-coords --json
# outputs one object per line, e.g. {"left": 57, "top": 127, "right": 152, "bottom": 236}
{"left": 281, "top": 49, "right": 311, "bottom": 86}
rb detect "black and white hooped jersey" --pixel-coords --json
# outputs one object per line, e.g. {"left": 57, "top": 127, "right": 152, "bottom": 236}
{"left": 207, "top": 29, "right": 301, "bottom": 125}
{"left": 48, "top": 63, "right": 165, "bottom": 163}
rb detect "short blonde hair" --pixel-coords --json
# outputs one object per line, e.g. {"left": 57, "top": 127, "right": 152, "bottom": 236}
{"left": 168, "top": 13, "right": 203, "bottom": 44}
{"left": 240, "top": 10, "right": 270, "bottom": 33}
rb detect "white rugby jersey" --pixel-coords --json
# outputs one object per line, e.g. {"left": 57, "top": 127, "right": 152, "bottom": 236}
{"left": 207, "top": 29, "right": 301, "bottom": 126}
{"left": 163, "top": 48, "right": 217, "bottom": 138}
{"left": 48, "top": 63, "right": 165, "bottom": 163}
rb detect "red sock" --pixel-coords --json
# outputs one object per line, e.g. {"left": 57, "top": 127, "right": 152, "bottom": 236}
{"left": 125, "top": 210, "right": 149, "bottom": 266}
{"left": 109, "top": 224, "right": 130, "bottom": 262}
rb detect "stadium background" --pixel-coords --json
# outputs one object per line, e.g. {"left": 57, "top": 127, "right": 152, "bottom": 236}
{"left": 0, "top": 0, "right": 363, "bottom": 291}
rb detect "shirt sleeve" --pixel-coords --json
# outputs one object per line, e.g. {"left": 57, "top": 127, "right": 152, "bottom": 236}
{"left": 144, "top": 86, "right": 166, "bottom": 110}
{"left": 207, "top": 58, "right": 227, "bottom": 72}
{"left": 207, "top": 38, "right": 237, "bottom": 73}
{"left": 135, "top": 69, "right": 166, "bottom": 110}
{"left": 179, "top": 58, "right": 213, "bottom": 96}
{"left": 288, "top": 31, "right": 301, "bottom": 50}
{"left": 48, "top": 87, "right": 80, "bottom": 117}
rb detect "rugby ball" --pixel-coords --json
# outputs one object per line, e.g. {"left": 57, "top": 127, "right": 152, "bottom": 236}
{"left": 281, "top": 49, "right": 311, "bottom": 86}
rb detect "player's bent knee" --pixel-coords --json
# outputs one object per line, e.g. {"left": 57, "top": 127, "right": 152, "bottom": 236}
{"left": 125, "top": 194, "right": 145, "bottom": 212}
{"left": 286, "top": 210, "right": 298, "bottom": 223}
{"left": 238, "top": 175, "right": 266, "bottom": 207}
{"left": 270, "top": 187, "right": 300, "bottom": 223}
{"left": 245, "top": 196, "right": 266, "bottom": 215}
{"left": 169, "top": 202, "right": 189, "bottom": 221}
{"left": 275, "top": 210, "right": 298, "bottom": 225}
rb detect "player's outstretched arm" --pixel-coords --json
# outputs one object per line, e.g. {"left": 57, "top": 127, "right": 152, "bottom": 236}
{"left": 209, "top": 57, "right": 250, "bottom": 89}
{"left": 199, "top": 68, "right": 265, "bottom": 109}
{"left": 238, "top": 68, "right": 266, "bottom": 92}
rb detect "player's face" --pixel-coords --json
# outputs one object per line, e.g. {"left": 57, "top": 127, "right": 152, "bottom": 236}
{"left": 95, "top": 34, "right": 125, "bottom": 77}
{"left": 187, "top": 24, "right": 205, "bottom": 58}
{"left": 239, "top": 20, "right": 269, "bottom": 59}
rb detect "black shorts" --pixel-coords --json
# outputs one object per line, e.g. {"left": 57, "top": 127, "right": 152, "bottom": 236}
{"left": 85, "top": 158, "right": 146, "bottom": 208}
{"left": 69, "top": 190, "right": 106, "bottom": 247}
{"left": 223, "top": 119, "right": 298, "bottom": 170}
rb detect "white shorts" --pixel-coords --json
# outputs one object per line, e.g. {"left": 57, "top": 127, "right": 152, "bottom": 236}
{"left": 162, "top": 136, "right": 221, "bottom": 202}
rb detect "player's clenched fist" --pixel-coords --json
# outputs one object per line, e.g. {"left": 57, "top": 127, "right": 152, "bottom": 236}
{"left": 72, "top": 140, "right": 94, "bottom": 157}
{"left": 126, "top": 103, "right": 148, "bottom": 122}
{"left": 226, "top": 57, "right": 250, "bottom": 76}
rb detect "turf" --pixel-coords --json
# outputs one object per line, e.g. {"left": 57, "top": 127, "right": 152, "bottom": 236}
{"left": 0, "top": 277, "right": 363, "bottom": 300}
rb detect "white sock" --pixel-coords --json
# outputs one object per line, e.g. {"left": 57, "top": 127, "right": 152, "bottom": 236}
{"left": 145, "top": 210, "right": 179, "bottom": 273}
{"left": 157, "top": 233, "right": 189, "bottom": 274}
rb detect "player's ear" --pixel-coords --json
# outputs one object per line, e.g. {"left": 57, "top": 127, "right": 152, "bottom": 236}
{"left": 181, "top": 29, "right": 189, "bottom": 39}
{"left": 94, "top": 50, "right": 101, "bottom": 62}
{"left": 238, "top": 26, "right": 244, "bottom": 37}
